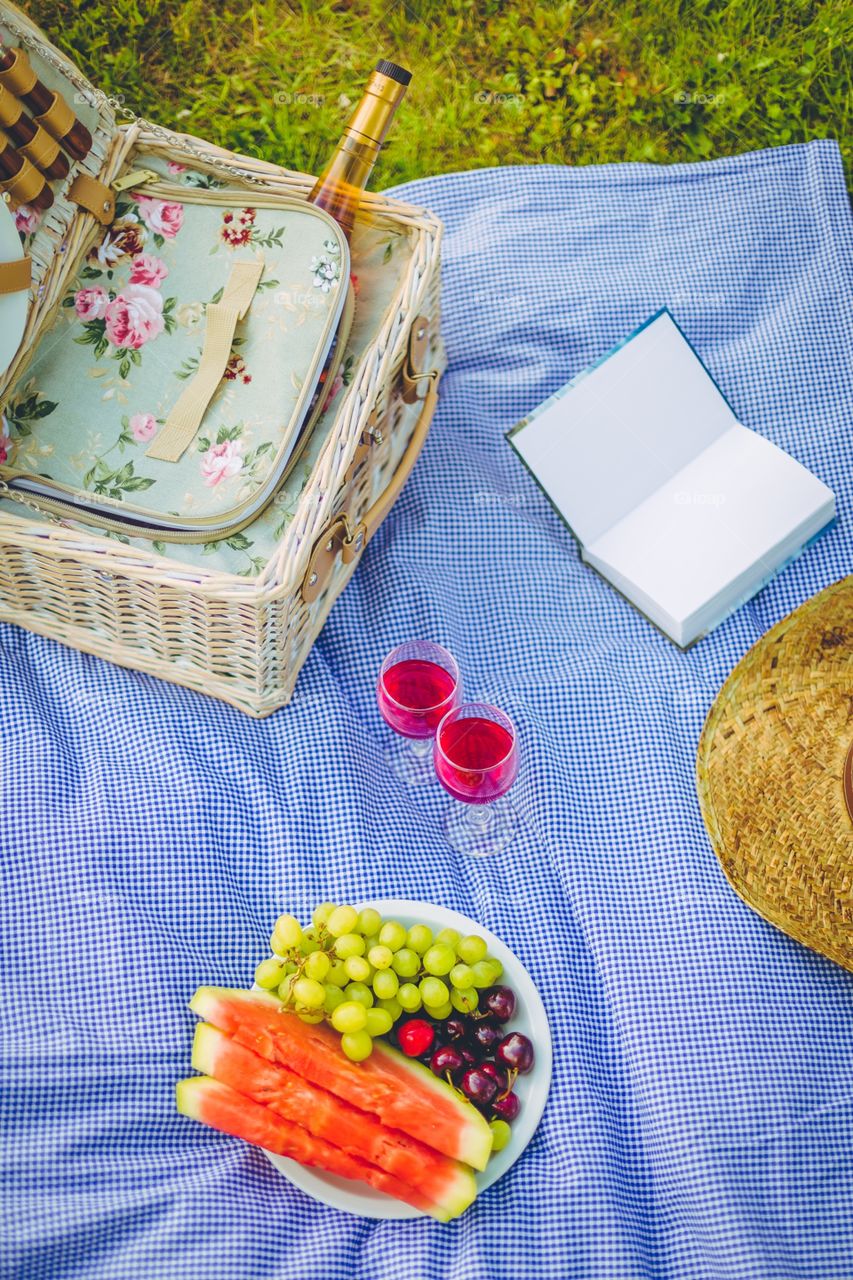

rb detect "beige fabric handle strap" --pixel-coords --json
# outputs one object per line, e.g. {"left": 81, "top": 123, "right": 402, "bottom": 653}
{"left": 147, "top": 259, "right": 264, "bottom": 463}
{"left": 0, "top": 255, "right": 30, "bottom": 295}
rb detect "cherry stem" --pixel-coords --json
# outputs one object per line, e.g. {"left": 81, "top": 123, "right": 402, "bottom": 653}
{"left": 497, "top": 1068, "right": 517, "bottom": 1101}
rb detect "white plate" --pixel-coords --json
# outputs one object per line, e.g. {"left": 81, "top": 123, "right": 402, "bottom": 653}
{"left": 263, "top": 899, "right": 553, "bottom": 1219}
{"left": 0, "top": 199, "right": 29, "bottom": 378}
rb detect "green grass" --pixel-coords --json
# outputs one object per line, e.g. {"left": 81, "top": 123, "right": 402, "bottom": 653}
{"left": 31, "top": 0, "right": 852, "bottom": 187}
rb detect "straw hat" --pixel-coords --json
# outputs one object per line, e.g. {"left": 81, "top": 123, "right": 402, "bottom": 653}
{"left": 696, "top": 577, "right": 853, "bottom": 970}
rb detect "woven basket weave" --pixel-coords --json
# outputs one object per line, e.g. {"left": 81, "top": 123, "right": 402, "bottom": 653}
{"left": 0, "top": 2, "right": 444, "bottom": 716}
{"left": 696, "top": 577, "right": 853, "bottom": 969}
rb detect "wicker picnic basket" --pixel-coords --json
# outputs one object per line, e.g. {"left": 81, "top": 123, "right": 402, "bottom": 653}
{"left": 0, "top": 2, "right": 444, "bottom": 716}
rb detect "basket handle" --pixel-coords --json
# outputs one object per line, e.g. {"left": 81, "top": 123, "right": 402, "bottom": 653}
{"left": 301, "top": 316, "right": 439, "bottom": 604}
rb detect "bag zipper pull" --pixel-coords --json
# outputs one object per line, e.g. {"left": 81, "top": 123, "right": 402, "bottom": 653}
{"left": 113, "top": 167, "right": 159, "bottom": 193}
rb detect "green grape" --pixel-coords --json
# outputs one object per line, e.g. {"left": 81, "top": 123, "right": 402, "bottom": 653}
{"left": 420, "top": 976, "right": 449, "bottom": 1007}
{"left": 292, "top": 976, "right": 326, "bottom": 1009}
{"left": 397, "top": 982, "right": 422, "bottom": 1012}
{"left": 367, "top": 944, "right": 394, "bottom": 971}
{"left": 378, "top": 921, "right": 408, "bottom": 952}
{"left": 327, "top": 905, "right": 359, "bottom": 938}
{"left": 470, "top": 960, "right": 498, "bottom": 988}
{"left": 363, "top": 934, "right": 381, "bottom": 953}
{"left": 323, "top": 984, "right": 345, "bottom": 1014}
{"left": 423, "top": 944, "right": 455, "bottom": 977}
{"left": 270, "top": 932, "right": 291, "bottom": 958}
{"left": 489, "top": 1119, "right": 512, "bottom": 1153}
{"left": 406, "top": 924, "right": 433, "bottom": 955}
{"left": 326, "top": 959, "right": 349, "bottom": 988}
{"left": 373, "top": 969, "right": 400, "bottom": 1001}
{"left": 331, "top": 1000, "right": 368, "bottom": 1033}
{"left": 304, "top": 951, "right": 331, "bottom": 982}
{"left": 428, "top": 999, "right": 452, "bottom": 1019}
{"left": 273, "top": 914, "right": 304, "bottom": 949}
{"left": 254, "top": 958, "right": 286, "bottom": 989}
{"left": 391, "top": 947, "right": 420, "bottom": 978}
{"left": 311, "top": 901, "right": 336, "bottom": 929}
{"left": 489, "top": 957, "right": 504, "bottom": 980}
{"left": 341, "top": 1030, "right": 373, "bottom": 1062}
{"left": 345, "top": 982, "right": 374, "bottom": 1009}
{"left": 357, "top": 907, "right": 382, "bottom": 936}
{"left": 450, "top": 963, "right": 474, "bottom": 990}
{"left": 365, "top": 1007, "right": 394, "bottom": 1037}
{"left": 334, "top": 932, "right": 366, "bottom": 960}
{"left": 277, "top": 974, "right": 297, "bottom": 1004}
{"left": 344, "top": 955, "right": 372, "bottom": 983}
{"left": 450, "top": 986, "right": 478, "bottom": 1014}
{"left": 436, "top": 927, "right": 461, "bottom": 950}
{"left": 456, "top": 934, "right": 488, "bottom": 965}
{"left": 376, "top": 996, "right": 402, "bottom": 1022}
{"left": 297, "top": 1009, "right": 326, "bottom": 1024}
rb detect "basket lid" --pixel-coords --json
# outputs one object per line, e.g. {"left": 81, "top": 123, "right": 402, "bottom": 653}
{"left": 696, "top": 577, "right": 853, "bottom": 970}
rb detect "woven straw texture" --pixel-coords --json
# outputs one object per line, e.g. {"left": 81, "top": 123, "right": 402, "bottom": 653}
{"left": 697, "top": 576, "right": 853, "bottom": 970}
{"left": 0, "top": 1, "right": 444, "bottom": 717}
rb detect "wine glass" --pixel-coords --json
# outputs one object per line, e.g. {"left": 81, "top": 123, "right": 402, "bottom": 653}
{"left": 377, "top": 641, "right": 461, "bottom": 785}
{"left": 434, "top": 702, "right": 519, "bottom": 856}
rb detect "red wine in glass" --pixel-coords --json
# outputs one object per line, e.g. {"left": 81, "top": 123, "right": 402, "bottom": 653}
{"left": 377, "top": 642, "right": 460, "bottom": 784}
{"left": 378, "top": 658, "right": 457, "bottom": 738}
{"left": 434, "top": 702, "right": 518, "bottom": 854}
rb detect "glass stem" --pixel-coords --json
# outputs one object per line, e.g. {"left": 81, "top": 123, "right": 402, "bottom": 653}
{"left": 466, "top": 802, "right": 493, "bottom": 830}
{"left": 409, "top": 737, "right": 432, "bottom": 759}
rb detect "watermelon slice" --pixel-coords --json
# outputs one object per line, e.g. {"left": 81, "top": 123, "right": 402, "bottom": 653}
{"left": 192, "top": 1023, "right": 476, "bottom": 1218}
{"left": 176, "top": 1076, "right": 455, "bottom": 1220}
{"left": 190, "top": 987, "right": 493, "bottom": 1171}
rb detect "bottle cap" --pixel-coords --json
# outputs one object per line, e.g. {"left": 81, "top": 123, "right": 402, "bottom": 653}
{"left": 374, "top": 60, "right": 412, "bottom": 86}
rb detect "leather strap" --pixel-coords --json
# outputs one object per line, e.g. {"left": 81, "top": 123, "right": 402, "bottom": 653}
{"left": 0, "top": 255, "right": 30, "bottom": 294}
{"left": 0, "top": 47, "right": 37, "bottom": 97}
{"left": 68, "top": 173, "right": 116, "bottom": 225}
{"left": 0, "top": 84, "right": 23, "bottom": 128}
{"left": 302, "top": 319, "right": 439, "bottom": 603}
{"left": 0, "top": 154, "right": 44, "bottom": 205}
{"left": 33, "top": 90, "right": 75, "bottom": 142}
{"left": 147, "top": 259, "right": 265, "bottom": 463}
{"left": 18, "top": 124, "right": 61, "bottom": 173}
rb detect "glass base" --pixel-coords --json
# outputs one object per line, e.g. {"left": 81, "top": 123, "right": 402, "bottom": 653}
{"left": 385, "top": 734, "right": 435, "bottom": 786}
{"left": 443, "top": 796, "right": 516, "bottom": 856}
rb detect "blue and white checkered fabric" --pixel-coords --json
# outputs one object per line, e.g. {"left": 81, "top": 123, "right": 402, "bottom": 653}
{"left": 3, "top": 139, "right": 852, "bottom": 1280}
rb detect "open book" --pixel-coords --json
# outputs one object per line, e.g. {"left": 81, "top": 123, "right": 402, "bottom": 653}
{"left": 507, "top": 310, "right": 835, "bottom": 646}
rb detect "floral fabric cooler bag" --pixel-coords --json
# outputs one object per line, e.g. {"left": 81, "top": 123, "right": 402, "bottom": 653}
{"left": 2, "top": 156, "right": 356, "bottom": 542}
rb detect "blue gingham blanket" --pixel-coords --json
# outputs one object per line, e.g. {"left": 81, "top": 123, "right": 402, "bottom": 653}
{"left": 3, "top": 139, "right": 852, "bottom": 1280}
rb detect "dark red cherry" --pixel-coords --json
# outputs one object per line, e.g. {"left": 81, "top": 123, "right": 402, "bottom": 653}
{"left": 479, "top": 1061, "right": 508, "bottom": 1093}
{"left": 470, "top": 1021, "right": 502, "bottom": 1054}
{"left": 484, "top": 986, "right": 516, "bottom": 1023}
{"left": 444, "top": 1016, "right": 468, "bottom": 1042}
{"left": 496, "top": 1032, "right": 534, "bottom": 1073}
{"left": 492, "top": 1090, "right": 520, "bottom": 1121}
{"left": 461, "top": 1066, "right": 498, "bottom": 1107}
{"left": 430, "top": 1044, "right": 465, "bottom": 1080}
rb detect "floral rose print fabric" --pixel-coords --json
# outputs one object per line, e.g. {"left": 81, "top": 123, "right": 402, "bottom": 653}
{"left": 1, "top": 164, "right": 347, "bottom": 522}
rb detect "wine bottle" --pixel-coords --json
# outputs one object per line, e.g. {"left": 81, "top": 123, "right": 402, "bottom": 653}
{"left": 308, "top": 59, "right": 411, "bottom": 239}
